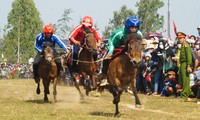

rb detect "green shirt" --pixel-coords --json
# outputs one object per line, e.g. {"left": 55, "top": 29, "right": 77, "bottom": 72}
{"left": 107, "top": 28, "right": 143, "bottom": 55}
{"left": 179, "top": 41, "right": 192, "bottom": 66}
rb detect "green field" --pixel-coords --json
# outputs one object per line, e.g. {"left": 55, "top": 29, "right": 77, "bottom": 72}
{"left": 0, "top": 79, "right": 199, "bottom": 120}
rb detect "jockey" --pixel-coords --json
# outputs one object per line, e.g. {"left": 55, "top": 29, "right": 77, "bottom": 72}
{"left": 101, "top": 16, "right": 143, "bottom": 73}
{"left": 68, "top": 16, "right": 102, "bottom": 72}
{"left": 33, "top": 24, "right": 70, "bottom": 83}
{"left": 106, "top": 16, "right": 142, "bottom": 59}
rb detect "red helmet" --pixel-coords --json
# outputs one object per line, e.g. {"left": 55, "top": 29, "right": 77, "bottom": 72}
{"left": 82, "top": 16, "right": 93, "bottom": 27}
{"left": 43, "top": 24, "right": 54, "bottom": 34}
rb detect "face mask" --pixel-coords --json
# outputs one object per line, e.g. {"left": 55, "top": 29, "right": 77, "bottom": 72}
{"left": 154, "top": 45, "right": 158, "bottom": 49}
{"left": 177, "top": 44, "right": 182, "bottom": 49}
{"left": 148, "top": 49, "right": 154, "bottom": 53}
{"left": 159, "top": 45, "right": 164, "bottom": 49}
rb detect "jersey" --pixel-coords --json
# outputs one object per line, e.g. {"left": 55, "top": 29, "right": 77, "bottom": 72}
{"left": 69, "top": 24, "right": 102, "bottom": 45}
{"left": 107, "top": 28, "right": 143, "bottom": 55}
{"left": 35, "top": 32, "right": 68, "bottom": 53}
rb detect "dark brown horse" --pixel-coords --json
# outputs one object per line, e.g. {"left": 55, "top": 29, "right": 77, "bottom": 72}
{"left": 107, "top": 33, "right": 142, "bottom": 116}
{"left": 37, "top": 42, "right": 58, "bottom": 102}
{"left": 67, "top": 28, "right": 98, "bottom": 99}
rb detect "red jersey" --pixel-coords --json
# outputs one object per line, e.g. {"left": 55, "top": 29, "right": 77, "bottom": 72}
{"left": 69, "top": 24, "right": 102, "bottom": 45}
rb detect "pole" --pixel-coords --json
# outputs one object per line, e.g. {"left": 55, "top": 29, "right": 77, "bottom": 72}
{"left": 167, "top": 0, "right": 171, "bottom": 38}
{"left": 17, "top": 17, "right": 21, "bottom": 63}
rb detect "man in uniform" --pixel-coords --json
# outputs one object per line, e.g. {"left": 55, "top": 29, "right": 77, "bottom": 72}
{"left": 177, "top": 32, "right": 194, "bottom": 101}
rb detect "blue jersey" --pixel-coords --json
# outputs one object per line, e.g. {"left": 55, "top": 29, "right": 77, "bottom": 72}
{"left": 35, "top": 33, "right": 68, "bottom": 53}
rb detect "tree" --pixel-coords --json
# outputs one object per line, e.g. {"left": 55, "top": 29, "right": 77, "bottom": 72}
{"left": 102, "top": 5, "right": 135, "bottom": 38}
{"left": 136, "top": 0, "right": 164, "bottom": 34}
{"left": 3, "top": 0, "right": 42, "bottom": 63}
{"left": 54, "top": 9, "right": 73, "bottom": 39}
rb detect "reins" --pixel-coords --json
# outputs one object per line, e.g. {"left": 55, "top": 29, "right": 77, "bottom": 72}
{"left": 53, "top": 54, "right": 107, "bottom": 63}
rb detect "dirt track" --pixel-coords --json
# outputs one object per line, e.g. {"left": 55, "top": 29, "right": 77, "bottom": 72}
{"left": 0, "top": 79, "right": 200, "bottom": 120}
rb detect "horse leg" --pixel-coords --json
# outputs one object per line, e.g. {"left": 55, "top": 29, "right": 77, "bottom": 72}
{"left": 36, "top": 83, "right": 40, "bottom": 94}
{"left": 71, "top": 74, "right": 84, "bottom": 100}
{"left": 130, "top": 79, "right": 141, "bottom": 108}
{"left": 109, "top": 85, "right": 122, "bottom": 117}
{"left": 82, "top": 73, "right": 91, "bottom": 96}
{"left": 43, "top": 81, "right": 50, "bottom": 102}
{"left": 85, "top": 80, "right": 92, "bottom": 96}
{"left": 68, "top": 65, "right": 84, "bottom": 100}
{"left": 90, "top": 74, "right": 97, "bottom": 90}
{"left": 53, "top": 77, "right": 58, "bottom": 102}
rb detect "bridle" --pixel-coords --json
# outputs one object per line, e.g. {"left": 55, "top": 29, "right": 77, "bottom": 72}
{"left": 125, "top": 39, "right": 142, "bottom": 66}
{"left": 81, "top": 33, "right": 97, "bottom": 53}
{"left": 43, "top": 46, "right": 54, "bottom": 63}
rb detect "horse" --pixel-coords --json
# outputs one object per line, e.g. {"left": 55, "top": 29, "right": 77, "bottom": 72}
{"left": 106, "top": 33, "right": 142, "bottom": 116}
{"left": 66, "top": 28, "right": 98, "bottom": 99}
{"left": 36, "top": 42, "right": 58, "bottom": 102}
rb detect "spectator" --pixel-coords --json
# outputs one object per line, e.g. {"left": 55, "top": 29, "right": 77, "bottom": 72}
{"left": 176, "top": 32, "right": 194, "bottom": 101}
{"left": 196, "top": 26, "right": 200, "bottom": 40}
{"left": 142, "top": 52, "right": 154, "bottom": 95}
{"left": 161, "top": 69, "right": 178, "bottom": 96}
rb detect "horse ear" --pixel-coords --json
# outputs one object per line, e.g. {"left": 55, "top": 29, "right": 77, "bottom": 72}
{"left": 40, "top": 50, "right": 44, "bottom": 55}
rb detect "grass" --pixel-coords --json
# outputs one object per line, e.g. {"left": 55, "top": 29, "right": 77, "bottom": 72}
{"left": 0, "top": 79, "right": 200, "bottom": 120}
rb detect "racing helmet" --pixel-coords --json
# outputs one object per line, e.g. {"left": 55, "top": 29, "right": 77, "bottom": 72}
{"left": 43, "top": 24, "right": 54, "bottom": 35}
{"left": 125, "top": 16, "right": 140, "bottom": 33}
{"left": 82, "top": 16, "right": 93, "bottom": 27}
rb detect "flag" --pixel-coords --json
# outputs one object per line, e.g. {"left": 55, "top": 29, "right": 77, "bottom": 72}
{"left": 173, "top": 21, "right": 177, "bottom": 35}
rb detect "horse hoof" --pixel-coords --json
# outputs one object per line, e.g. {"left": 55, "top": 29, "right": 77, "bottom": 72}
{"left": 36, "top": 89, "right": 40, "bottom": 94}
{"left": 86, "top": 91, "right": 89, "bottom": 96}
{"left": 114, "top": 112, "right": 120, "bottom": 117}
{"left": 135, "top": 104, "right": 142, "bottom": 108}
{"left": 44, "top": 98, "right": 48, "bottom": 102}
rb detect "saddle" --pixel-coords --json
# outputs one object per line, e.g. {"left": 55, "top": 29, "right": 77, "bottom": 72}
{"left": 112, "top": 46, "right": 125, "bottom": 60}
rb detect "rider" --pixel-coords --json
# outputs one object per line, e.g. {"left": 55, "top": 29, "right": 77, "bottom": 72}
{"left": 33, "top": 24, "right": 70, "bottom": 83}
{"left": 68, "top": 16, "right": 102, "bottom": 72}
{"left": 101, "top": 16, "right": 143, "bottom": 75}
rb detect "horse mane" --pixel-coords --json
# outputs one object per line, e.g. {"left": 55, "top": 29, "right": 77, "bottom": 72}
{"left": 125, "top": 33, "right": 142, "bottom": 44}
{"left": 82, "top": 27, "right": 92, "bottom": 34}
{"left": 42, "top": 42, "right": 53, "bottom": 49}
{"left": 41, "top": 42, "right": 53, "bottom": 56}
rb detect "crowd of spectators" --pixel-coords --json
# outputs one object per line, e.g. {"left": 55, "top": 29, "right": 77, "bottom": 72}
{"left": 0, "top": 63, "right": 33, "bottom": 79}
{"left": 134, "top": 27, "right": 200, "bottom": 103}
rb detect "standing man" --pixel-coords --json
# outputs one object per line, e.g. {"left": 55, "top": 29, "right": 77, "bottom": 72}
{"left": 177, "top": 32, "right": 194, "bottom": 101}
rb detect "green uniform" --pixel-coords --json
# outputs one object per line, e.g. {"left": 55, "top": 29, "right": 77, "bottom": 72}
{"left": 179, "top": 41, "right": 194, "bottom": 98}
{"left": 107, "top": 28, "right": 142, "bottom": 55}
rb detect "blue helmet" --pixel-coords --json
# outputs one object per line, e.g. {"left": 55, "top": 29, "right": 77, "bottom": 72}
{"left": 125, "top": 16, "right": 140, "bottom": 33}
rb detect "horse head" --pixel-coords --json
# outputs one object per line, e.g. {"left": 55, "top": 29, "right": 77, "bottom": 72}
{"left": 81, "top": 28, "right": 97, "bottom": 54}
{"left": 42, "top": 42, "right": 54, "bottom": 63}
{"left": 125, "top": 33, "right": 142, "bottom": 66}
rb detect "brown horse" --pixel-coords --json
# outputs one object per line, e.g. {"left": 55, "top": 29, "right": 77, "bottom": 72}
{"left": 107, "top": 33, "right": 142, "bottom": 116}
{"left": 67, "top": 28, "right": 98, "bottom": 99}
{"left": 37, "top": 42, "right": 58, "bottom": 102}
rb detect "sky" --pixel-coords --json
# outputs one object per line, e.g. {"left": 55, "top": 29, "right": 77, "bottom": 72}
{"left": 0, "top": 0, "right": 200, "bottom": 39}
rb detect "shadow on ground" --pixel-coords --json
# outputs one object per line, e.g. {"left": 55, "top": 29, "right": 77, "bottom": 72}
{"left": 90, "top": 111, "right": 120, "bottom": 117}
{"left": 25, "top": 99, "right": 53, "bottom": 104}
